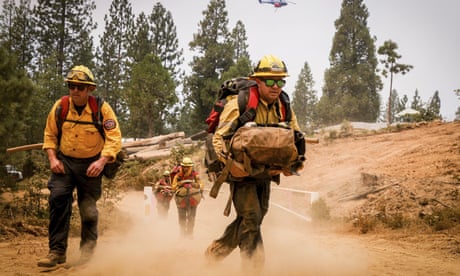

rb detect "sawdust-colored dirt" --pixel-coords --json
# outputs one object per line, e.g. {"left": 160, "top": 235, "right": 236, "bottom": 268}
{"left": 1, "top": 121, "right": 459, "bottom": 275}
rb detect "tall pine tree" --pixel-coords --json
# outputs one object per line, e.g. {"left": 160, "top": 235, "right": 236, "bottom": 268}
{"left": 318, "top": 0, "right": 381, "bottom": 125}
{"left": 126, "top": 54, "right": 176, "bottom": 137}
{"left": 149, "top": 3, "right": 184, "bottom": 86}
{"left": 378, "top": 40, "right": 413, "bottom": 123}
{"left": 33, "top": 0, "right": 96, "bottom": 80}
{"left": 0, "top": 46, "right": 34, "bottom": 163}
{"left": 95, "top": 0, "right": 134, "bottom": 121}
{"left": 292, "top": 62, "right": 318, "bottom": 133}
{"left": 183, "top": 0, "right": 234, "bottom": 133}
{"left": 424, "top": 90, "right": 441, "bottom": 121}
{"left": 0, "top": 0, "right": 35, "bottom": 73}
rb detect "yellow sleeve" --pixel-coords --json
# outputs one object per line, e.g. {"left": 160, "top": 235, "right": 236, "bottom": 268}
{"left": 212, "top": 97, "right": 240, "bottom": 163}
{"left": 42, "top": 100, "right": 61, "bottom": 151}
{"left": 100, "top": 102, "right": 122, "bottom": 162}
{"left": 171, "top": 174, "right": 180, "bottom": 191}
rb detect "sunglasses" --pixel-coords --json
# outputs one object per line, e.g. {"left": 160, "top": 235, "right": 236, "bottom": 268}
{"left": 66, "top": 70, "right": 91, "bottom": 82}
{"left": 67, "top": 83, "right": 87, "bottom": 91}
{"left": 262, "top": 79, "right": 286, "bottom": 88}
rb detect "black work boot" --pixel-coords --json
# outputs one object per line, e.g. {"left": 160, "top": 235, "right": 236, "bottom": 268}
{"left": 37, "top": 252, "right": 66, "bottom": 267}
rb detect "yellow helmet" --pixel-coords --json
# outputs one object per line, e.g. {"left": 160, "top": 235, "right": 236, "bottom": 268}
{"left": 250, "top": 55, "right": 289, "bottom": 78}
{"left": 64, "top": 65, "right": 96, "bottom": 86}
{"left": 163, "top": 170, "right": 170, "bottom": 176}
{"left": 181, "top": 157, "right": 194, "bottom": 167}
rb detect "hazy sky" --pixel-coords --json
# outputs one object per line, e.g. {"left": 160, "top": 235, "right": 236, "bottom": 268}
{"left": 93, "top": 0, "right": 459, "bottom": 121}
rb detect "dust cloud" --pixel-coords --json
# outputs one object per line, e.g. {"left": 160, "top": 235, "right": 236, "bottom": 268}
{"left": 73, "top": 190, "right": 370, "bottom": 276}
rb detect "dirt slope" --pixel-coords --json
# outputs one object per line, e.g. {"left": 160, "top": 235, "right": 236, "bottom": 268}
{"left": 0, "top": 121, "right": 459, "bottom": 275}
{"left": 299, "top": 121, "right": 459, "bottom": 219}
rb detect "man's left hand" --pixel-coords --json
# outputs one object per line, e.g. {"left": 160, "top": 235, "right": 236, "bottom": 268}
{"left": 87, "top": 157, "right": 108, "bottom": 177}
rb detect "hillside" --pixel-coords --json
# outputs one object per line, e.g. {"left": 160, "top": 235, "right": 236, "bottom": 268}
{"left": 0, "top": 121, "right": 459, "bottom": 275}
{"left": 297, "top": 121, "right": 459, "bottom": 223}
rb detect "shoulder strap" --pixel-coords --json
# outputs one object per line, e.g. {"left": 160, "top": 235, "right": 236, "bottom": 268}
{"left": 55, "top": 95, "right": 105, "bottom": 144}
{"left": 89, "top": 95, "right": 105, "bottom": 139}
{"left": 234, "top": 85, "right": 258, "bottom": 131}
{"left": 279, "top": 91, "right": 292, "bottom": 122}
{"left": 55, "top": 96, "right": 70, "bottom": 144}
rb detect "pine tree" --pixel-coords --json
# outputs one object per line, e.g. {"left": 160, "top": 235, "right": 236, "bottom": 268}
{"left": 126, "top": 54, "right": 176, "bottom": 137}
{"left": 0, "top": 46, "right": 34, "bottom": 163}
{"left": 0, "top": 0, "right": 35, "bottom": 72}
{"left": 318, "top": 0, "right": 382, "bottom": 125}
{"left": 378, "top": 40, "right": 413, "bottom": 123}
{"left": 424, "top": 90, "right": 441, "bottom": 121}
{"left": 129, "top": 12, "right": 151, "bottom": 64}
{"left": 292, "top": 62, "right": 318, "bottom": 133}
{"left": 183, "top": 0, "right": 234, "bottom": 133}
{"left": 230, "top": 20, "right": 250, "bottom": 61}
{"left": 149, "top": 3, "right": 184, "bottom": 85}
{"left": 95, "top": 0, "right": 134, "bottom": 121}
{"left": 33, "top": 0, "right": 96, "bottom": 76}
{"left": 410, "top": 89, "right": 423, "bottom": 111}
{"left": 220, "top": 56, "right": 252, "bottom": 81}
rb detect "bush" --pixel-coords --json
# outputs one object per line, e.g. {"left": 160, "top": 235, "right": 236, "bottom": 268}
{"left": 423, "top": 206, "right": 460, "bottom": 231}
{"left": 310, "top": 197, "right": 331, "bottom": 222}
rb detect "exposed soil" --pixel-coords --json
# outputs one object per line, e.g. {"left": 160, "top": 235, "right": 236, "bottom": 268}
{"left": 1, "top": 121, "right": 459, "bottom": 275}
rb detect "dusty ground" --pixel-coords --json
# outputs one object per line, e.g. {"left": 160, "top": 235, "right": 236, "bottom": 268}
{"left": 0, "top": 121, "right": 459, "bottom": 275}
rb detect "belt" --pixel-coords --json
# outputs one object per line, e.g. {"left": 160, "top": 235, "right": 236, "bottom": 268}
{"left": 59, "top": 152, "right": 100, "bottom": 163}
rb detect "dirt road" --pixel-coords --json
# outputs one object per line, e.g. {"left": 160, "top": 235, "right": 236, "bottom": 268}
{"left": 1, "top": 121, "right": 459, "bottom": 275}
{"left": 1, "top": 188, "right": 458, "bottom": 276}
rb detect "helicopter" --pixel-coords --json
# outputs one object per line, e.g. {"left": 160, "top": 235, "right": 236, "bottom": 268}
{"left": 258, "top": 0, "right": 296, "bottom": 8}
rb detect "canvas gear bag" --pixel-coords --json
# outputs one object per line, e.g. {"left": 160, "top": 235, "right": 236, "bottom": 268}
{"left": 229, "top": 124, "right": 298, "bottom": 176}
{"left": 56, "top": 95, "right": 123, "bottom": 179}
{"left": 205, "top": 77, "right": 257, "bottom": 134}
{"left": 174, "top": 179, "right": 202, "bottom": 208}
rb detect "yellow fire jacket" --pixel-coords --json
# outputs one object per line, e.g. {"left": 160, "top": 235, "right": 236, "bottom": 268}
{"left": 212, "top": 94, "right": 300, "bottom": 164}
{"left": 171, "top": 168, "right": 204, "bottom": 191}
{"left": 43, "top": 96, "right": 122, "bottom": 160}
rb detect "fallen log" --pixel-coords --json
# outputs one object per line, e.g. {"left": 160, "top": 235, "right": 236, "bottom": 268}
{"left": 339, "top": 183, "right": 399, "bottom": 202}
{"left": 122, "top": 132, "right": 185, "bottom": 149}
{"left": 6, "top": 143, "right": 44, "bottom": 153}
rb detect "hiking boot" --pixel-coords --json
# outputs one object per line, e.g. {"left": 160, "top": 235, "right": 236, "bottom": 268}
{"left": 37, "top": 252, "right": 66, "bottom": 267}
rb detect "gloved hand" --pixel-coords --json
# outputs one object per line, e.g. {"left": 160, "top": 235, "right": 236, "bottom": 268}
{"left": 284, "top": 155, "right": 305, "bottom": 176}
{"left": 294, "top": 130, "right": 306, "bottom": 156}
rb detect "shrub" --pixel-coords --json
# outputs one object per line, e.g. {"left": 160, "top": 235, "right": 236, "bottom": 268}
{"left": 310, "top": 197, "right": 331, "bottom": 222}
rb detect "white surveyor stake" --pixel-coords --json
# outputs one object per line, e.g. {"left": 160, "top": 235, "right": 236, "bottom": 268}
{"left": 144, "top": 186, "right": 154, "bottom": 218}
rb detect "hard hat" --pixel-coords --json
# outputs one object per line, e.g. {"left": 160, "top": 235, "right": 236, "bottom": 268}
{"left": 163, "top": 170, "right": 170, "bottom": 176}
{"left": 250, "top": 55, "right": 289, "bottom": 78}
{"left": 64, "top": 65, "right": 96, "bottom": 86}
{"left": 181, "top": 157, "right": 194, "bottom": 167}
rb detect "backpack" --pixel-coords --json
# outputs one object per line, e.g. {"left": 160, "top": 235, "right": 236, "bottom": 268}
{"left": 205, "top": 77, "right": 292, "bottom": 135}
{"left": 56, "top": 95, "right": 104, "bottom": 141}
{"left": 204, "top": 77, "right": 293, "bottom": 198}
{"left": 55, "top": 95, "right": 123, "bottom": 179}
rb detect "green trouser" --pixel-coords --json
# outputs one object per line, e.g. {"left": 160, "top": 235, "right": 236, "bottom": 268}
{"left": 206, "top": 178, "right": 270, "bottom": 267}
